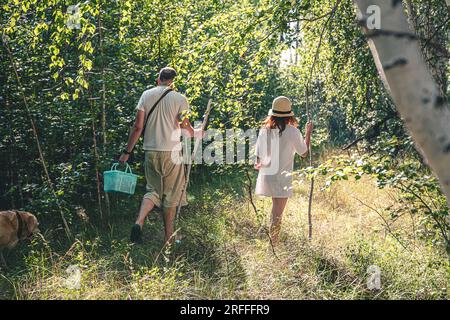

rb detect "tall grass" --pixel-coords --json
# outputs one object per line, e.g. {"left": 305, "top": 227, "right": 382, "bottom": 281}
{"left": 0, "top": 169, "right": 448, "bottom": 300}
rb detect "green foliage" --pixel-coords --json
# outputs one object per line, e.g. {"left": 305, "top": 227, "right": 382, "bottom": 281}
{"left": 0, "top": 0, "right": 448, "bottom": 299}
{"left": 306, "top": 136, "right": 450, "bottom": 249}
{"left": 0, "top": 0, "right": 289, "bottom": 220}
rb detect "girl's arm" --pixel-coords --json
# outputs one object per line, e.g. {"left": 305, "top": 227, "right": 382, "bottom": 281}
{"left": 254, "top": 156, "right": 262, "bottom": 170}
{"left": 300, "top": 121, "right": 313, "bottom": 158}
{"left": 301, "top": 121, "right": 313, "bottom": 157}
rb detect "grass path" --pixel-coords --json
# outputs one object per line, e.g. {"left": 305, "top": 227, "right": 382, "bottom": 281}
{"left": 0, "top": 175, "right": 448, "bottom": 299}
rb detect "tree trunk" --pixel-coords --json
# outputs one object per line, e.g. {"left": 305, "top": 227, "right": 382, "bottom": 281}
{"left": 98, "top": 1, "right": 111, "bottom": 222}
{"left": 3, "top": 37, "right": 72, "bottom": 239}
{"left": 89, "top": 92, "right": 104, "bottom": 223}
{"left": 404, "top": 0, "right": 449, "bottom": 100}
{"left": 353, "top": 0, "right": 450, "bottom": 213}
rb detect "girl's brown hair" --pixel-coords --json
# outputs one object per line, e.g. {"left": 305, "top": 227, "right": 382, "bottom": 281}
{"left": 262, "top": 115, "right": 298, "bottom": 135}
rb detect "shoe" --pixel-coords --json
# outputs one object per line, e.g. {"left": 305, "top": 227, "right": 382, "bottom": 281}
{"left": 130, "top": 224, "right": 143, "bottom": 244}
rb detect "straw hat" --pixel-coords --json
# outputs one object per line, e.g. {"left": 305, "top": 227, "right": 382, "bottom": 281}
{"left": 268, "top": 96, "right": 294, "bottom": 117}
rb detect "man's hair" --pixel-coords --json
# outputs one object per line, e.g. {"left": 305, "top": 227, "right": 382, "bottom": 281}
{"left": 158, "top": 67, "right": 177, "bottom": 82}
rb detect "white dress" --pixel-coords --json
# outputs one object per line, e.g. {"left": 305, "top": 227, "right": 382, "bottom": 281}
{"left": 255, "top": 125, "right": 307, "bottom": 198}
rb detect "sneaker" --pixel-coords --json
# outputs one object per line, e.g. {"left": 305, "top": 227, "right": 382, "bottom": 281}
{"left": 130, "top": 224, "right": 143, "bottom": 244}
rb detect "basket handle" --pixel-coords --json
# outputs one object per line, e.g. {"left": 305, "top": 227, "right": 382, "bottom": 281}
{"left": 110, "top": 162, "right": 133, "bottom": 174}
{"left": 124, "top": 163, "right": 133, "bottom": 174}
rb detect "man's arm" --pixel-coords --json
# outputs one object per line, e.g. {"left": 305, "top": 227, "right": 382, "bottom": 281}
{"left": 180, "top": 117, "right": 195, "bottom": 137}
{"left": 119, "top": 110, "right": 145, "bottom": 163}
{"left": 180, "top": 116, "right": 204, "bottom": 138}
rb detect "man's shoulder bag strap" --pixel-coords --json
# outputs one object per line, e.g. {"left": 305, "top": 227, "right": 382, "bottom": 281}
{"left": 141, "top": 88, "right": 173, "bottom": 137}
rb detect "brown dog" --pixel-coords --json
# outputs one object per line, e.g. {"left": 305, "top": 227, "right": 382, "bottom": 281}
{"left": 0, "top": 210, "right": 40, "bottom": 267}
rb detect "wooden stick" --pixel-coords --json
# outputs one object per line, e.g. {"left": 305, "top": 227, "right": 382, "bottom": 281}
{"left": 304, "top": 0, "right": 341, "bottom": 240}
{"left": 175, "top": 99, "right": 213, "bottom": 220}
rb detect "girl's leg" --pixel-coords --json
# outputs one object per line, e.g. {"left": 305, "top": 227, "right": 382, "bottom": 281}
{"left": 270, "top": 197, "right": 288, "bottom": 244}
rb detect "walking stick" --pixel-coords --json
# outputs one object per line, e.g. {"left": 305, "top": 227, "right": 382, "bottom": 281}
{"left": 305, "top": 89, "right": 314, "bottom": 241}
{"left": 303, "top": 1, "right": 340, "bottom": 241}
{"left": 175, "top": 99, "right": 213, "bottom": 222}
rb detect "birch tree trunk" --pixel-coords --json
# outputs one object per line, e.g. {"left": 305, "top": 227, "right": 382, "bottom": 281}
{"left": 404, "top": 0, "right": 449, "bottom": 100}
{"left": 353, "top": 0, "right": 450, "bottom": 212}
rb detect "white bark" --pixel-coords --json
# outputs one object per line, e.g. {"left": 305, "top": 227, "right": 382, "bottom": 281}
{"left": 405, "top": 0, "right": 449, "bottom": 99}
{"left": 353, "top": 0, "right": 450, "bottom": 211}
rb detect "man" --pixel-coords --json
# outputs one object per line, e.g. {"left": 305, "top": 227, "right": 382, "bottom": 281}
{"left": 119, "top": 67, "right": 197, "bottom": 245}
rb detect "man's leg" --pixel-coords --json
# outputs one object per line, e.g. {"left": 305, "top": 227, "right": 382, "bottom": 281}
{"left": 132, "top": 151, "right": 162, "bottom": 244}
{"left": 162, "top": 206, "right": 177, "bottom": 245}
{"left": 270, "top": 197, "right": 288, "bottom": 245}
{"left": 131, "top": 197, "right": 156, "bottom": 244}
{"left": 135, "top": 197, "right": 155, "bottom": 228}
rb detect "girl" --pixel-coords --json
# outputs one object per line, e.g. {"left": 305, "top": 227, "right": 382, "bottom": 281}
{"left": 255, "top": 96, "right": 313, "bottom": 244}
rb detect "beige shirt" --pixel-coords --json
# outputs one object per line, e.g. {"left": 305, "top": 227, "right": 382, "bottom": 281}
{"left": 136, "top": 85, "right": 190, "bottom": 151}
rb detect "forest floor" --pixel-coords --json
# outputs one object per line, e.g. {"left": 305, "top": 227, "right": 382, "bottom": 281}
{"left": 0, "top": 165, "right": 448, "bottom": 300}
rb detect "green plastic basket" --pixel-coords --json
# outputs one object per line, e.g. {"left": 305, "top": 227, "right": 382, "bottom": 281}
{"left": 103, "top": 163, "right": 138, "bottom": 195}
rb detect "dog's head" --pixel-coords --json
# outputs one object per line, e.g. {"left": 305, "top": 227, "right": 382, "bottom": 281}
{"left": 18, "top": 211, "right": 40, "bottom": 239}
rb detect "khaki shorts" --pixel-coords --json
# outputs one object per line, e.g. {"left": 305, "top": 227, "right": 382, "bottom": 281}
{"left": 144, "top": 151, "right": 187, "bottom": 208}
